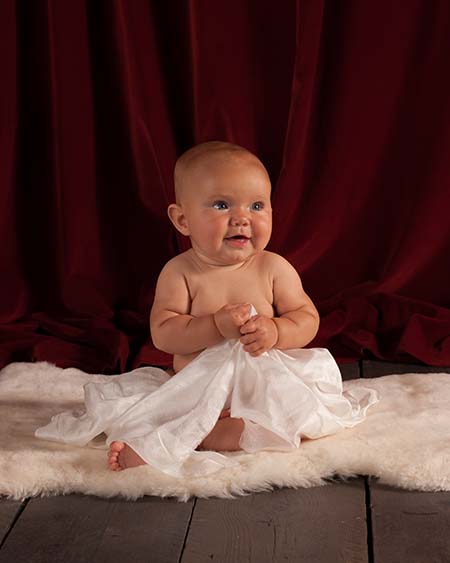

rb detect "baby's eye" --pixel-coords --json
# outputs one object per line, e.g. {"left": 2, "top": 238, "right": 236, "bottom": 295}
{"left": 251, "top": 201, "right": 264, "bottom": 211}
{"left": 212, "top": 201, "right": 229, "bottom": 210}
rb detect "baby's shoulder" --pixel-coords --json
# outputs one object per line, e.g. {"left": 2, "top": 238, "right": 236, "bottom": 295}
{"left": 158, "top": 251, "right": 192, "bottom": 279}
{"left": 257, "top": 251, "right": 296, "bottom": 273}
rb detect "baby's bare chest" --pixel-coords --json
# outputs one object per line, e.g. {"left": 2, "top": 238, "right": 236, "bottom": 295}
{"left": 187, "top": 269, "right": 275, "bottom": 318}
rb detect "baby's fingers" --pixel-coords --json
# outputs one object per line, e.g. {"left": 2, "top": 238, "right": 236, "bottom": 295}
{"left": 240, "top": 333, "right": 257, "bottom": 345}
{"left": 240, "top": 315, "right": 260, "bottom": 334}
{"left": 248, "top": 348, "right": 265, "bottom": 357}
{"left": 243, "top": 341, "right": 265, "bottom": 355}
{"left": 232, "top": 305, "right": 252, "bottom": 326}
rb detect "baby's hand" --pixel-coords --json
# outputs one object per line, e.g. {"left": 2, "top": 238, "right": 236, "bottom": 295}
{"left": 239, "top": 315, "right": 278, "bottom": 356}
{"left": 213, "top": 303, "right": 251, "bottom": 340}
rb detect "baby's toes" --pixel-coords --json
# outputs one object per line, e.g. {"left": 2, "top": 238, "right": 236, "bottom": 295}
{"left": 108, "top": 458, "right": 117, "bottom": 470}
{"left": 107, "top": 448, "right": 120, "bottom": 470}
{"left": 110, "top": 441, "right": 125, "bottom": 453}
{"left": 108, "top": 453, "right": 122, "bottom": 471}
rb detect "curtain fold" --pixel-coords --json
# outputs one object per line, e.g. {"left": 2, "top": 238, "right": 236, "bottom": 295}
{"left": 1, "top": 0, "right": 449, "bottom": 372}
{"left": 0, "top": 0, "right": 22, "bottom": 322}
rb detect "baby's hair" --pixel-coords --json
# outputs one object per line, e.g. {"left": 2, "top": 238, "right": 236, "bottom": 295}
{"left": 174, "top": 141, "right": 262, "bottom": 203}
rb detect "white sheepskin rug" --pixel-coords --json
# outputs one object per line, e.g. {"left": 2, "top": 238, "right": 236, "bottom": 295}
{"left": 1, "top": 361, "right": 449, "bottom": 501}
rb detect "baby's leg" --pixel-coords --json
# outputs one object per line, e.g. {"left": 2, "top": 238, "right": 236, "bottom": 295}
{"left": 108, "top": 413, "right": 244, "bottom": 471}
{"left": 198, "top": 417, "right": 244, "bottom": 452}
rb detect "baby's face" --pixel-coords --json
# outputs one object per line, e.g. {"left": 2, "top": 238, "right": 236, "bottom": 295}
{"left": 179, "top": 155, "right": 272, "bottom": 266}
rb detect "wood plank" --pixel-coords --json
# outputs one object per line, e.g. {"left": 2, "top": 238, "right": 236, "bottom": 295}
{"left": 363, "top": 361, "right": 450, "bottom": 563}
{"left": 369, "top": 480, "right": 450, "bottom": 563}
{"left": 0, "top": 499, "right": 25, "bottom": 546}
{"left": 363, "top": 360, "right": 450, "bottom": 377}
{"left": 181, "top": 480, "right": 368, "bottom": 563}
{"left": 0, "top": 494, "right": 193, "bottom": 563}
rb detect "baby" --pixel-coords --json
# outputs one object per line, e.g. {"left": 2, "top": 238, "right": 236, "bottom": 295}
{"left": 108, "top": 141, "right": 320, "bottom": 471}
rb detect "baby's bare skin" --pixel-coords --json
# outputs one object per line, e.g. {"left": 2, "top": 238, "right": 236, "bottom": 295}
{"left": 151, "top": 247, "right": 319, "bottom": 372}
{"left": 108, "top": 142, "right": 320, "bottom": 472}
{"left": 163, "top": 249, "right": 276, "bottom": 371}
{"left": 108, "top": 410, "right": 244, "bottom": 472}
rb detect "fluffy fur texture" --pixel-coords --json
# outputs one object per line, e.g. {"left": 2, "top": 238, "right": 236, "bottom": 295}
{"left": 1, "top": 361, "right": 449, "bottom": 501}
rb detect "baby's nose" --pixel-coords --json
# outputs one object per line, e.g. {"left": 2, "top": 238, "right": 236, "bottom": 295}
{"left": 230, "top": 212, "right": 250, "bottom": 226}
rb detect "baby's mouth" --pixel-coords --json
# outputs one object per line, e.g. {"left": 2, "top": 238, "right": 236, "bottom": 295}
{"left": 224, "top": 235, "right": 251, "bottom": 248}
{"left": 225, "top": 235, "right": 250, "bottom": 241}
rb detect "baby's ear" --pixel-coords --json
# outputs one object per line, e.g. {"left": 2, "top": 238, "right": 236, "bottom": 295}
{"left": 167, "top": 204, "right": 190, "bottom": 236}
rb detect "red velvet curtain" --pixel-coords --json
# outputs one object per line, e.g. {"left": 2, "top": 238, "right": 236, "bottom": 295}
{"left": 1, "top": 0, "right": 449, "bottom": 372}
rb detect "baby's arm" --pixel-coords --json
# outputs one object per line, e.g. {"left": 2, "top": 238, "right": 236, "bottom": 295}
{"left": 150, "top": 261, "right": 222, "bottom": 354}
{"left": 270, "top": 256, "right": 319, "bottom": 349}
{"left": 150, "top": 260, "right": 251, "bottom": 354}
{"left": 239, "top": 254, "right": 319, "bottom": 354}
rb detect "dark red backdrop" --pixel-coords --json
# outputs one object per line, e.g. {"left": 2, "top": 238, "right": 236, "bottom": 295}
{"left": 1, "top": 0, "right": 449, "bottom": 372}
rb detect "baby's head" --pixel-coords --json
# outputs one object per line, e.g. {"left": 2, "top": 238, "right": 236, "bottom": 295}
{"left": 169, "top": 141, "right": 272, "bottom": 266}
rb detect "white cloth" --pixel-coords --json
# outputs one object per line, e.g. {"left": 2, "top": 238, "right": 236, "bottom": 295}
{"left": 36, "top": 315, "right": 379, "bottom": 477}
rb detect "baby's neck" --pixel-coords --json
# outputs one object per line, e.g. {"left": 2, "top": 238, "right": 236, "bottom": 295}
{"left": 187, "top": 248, "right": 257, "bottom": 271}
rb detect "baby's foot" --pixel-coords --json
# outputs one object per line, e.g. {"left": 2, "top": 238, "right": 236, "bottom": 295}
{"left": 108, "top": 441, "right": 147, "bottom": 471}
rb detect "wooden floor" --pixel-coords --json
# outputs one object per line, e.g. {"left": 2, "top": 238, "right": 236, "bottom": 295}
{"left": 1, "top": 361, "right": 450, "bottom": 563}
